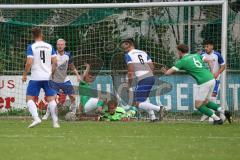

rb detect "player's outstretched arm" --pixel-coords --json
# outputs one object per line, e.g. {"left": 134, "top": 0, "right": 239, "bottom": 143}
{"left": 69, "top": 63, "right": 81, "bottom": 81}
{"left": 22, "top": 57, "right": 33, "bottom": 82}
{"left": 161, "top": 67, "right": 176, "bottom": 75}
{"left": 82, "top": 63, "right": 90, "bottom": 80}
{"left": 148, "top": 62, "right": 155, "bottom": 73}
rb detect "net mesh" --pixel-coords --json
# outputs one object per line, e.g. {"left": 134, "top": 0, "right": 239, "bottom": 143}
{"left": 0, "top": 0, "right": 240, "bottom": 121}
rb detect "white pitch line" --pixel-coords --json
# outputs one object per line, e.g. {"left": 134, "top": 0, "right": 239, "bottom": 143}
{"left": 0, "top": 135, "right": 65, "bottom": 138}
{"left": 0, "top": 135, "right": 240, "bottom": 140}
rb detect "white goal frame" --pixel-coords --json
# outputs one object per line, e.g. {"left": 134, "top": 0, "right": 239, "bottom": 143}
{"left": 0, "top": 0, "right": 228, "bottom": 108}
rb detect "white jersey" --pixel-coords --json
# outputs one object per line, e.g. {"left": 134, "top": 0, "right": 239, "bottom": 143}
{"left": 125, "top": 49, "right": 153, "bottom": 80}
{"left": 27, "top": 41, "right": 56, "bottom": 80}
{"left": 52, "top": 51, "right": 72, "bottom": 83}
{"left": 201, "top": 50, "right": 225, "bottom": 79}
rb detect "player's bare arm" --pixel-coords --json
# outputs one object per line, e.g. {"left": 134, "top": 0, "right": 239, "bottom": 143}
{"left": 127, "top": 63, "right": 134, "bottom": 88}
{"left": 161, "top": 67, "right": 176, "bottom": 75}
{"left": 215, "top": 64, "right": 226, "bottom": 79}
{"left": 148, "top": 62, "right": 154, "bottom": 73}
{"left": 69, "top": 63, "right": 81, "bottom": 81}
{"left": 51, "top": 56, "right": 57, "bottom": 78}
{"left": 22, "top": 57, "right": 33, "bottom": 82}
{"left": 82, "top": 63, "right": 90, "bottom": 80}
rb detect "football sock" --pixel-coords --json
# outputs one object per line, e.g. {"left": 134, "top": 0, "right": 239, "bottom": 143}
{"left": 27, "top": 100, "right": 39, "bottom": 121}
{"left": 148, "top": 110, "right": 156, "bottom": 120}
{"left": 206, "top": 101, "right": 223, "bottom": 113}
{"left": 44, "top": 106, "right": 50, "bottom": 117}
{"left": 49, "top": 100, "right": 58, "bottom": 123}
{"left": 139, "top": 101, "right": 160, "bottom": 112}
{"left": 70, "top": 101, "right": 77, "bottom": 113}
{"left": 198, "top": 105, "right": 213, "bottom": 117}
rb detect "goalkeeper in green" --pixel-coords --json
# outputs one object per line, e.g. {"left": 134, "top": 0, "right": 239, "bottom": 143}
{"left": 161, "top": 44, "right": 231, "bottom": 125}
{"left": 99, "top": 100, "right": 137, "bottom": 121}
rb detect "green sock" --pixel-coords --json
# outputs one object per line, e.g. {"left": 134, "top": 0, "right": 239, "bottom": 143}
{"left": 206, "top": 101, "right": 220, "bottom": 111}
{"left": 198, "top": 105, "right": 213, "bottom": 117}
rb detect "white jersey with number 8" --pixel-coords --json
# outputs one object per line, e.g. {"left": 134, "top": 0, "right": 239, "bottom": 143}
{"left": 26, "top": 41, "right": 56, "bottom": 80}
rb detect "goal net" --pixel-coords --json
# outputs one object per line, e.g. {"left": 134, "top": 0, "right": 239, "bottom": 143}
{"left": 0, "top": 0, "right": 239, "bottom": 121}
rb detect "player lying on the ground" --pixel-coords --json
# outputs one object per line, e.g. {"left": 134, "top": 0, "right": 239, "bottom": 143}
{"left": 99, "top": 100, "right": 137, "bottom": 121}
{"left": 22, "top": 28, "right": 59, "bottom": 128}
{"left": 78, "top": 63, "right": 104, "bottom": 115}
{"left": 200, "top": 40, "right": 226, "bottom": 122}
{"left": 121, "top": 38, "right": 164, "bottom": 122}
{"left": 161, "top": 44, "right": 231, "bottom": 125}
{"left": 42, "top": 39, "right": 81, "bottom": 120}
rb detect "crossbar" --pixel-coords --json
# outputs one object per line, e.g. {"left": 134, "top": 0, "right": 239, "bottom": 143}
{"left": 0, "top": 1, "right": 224, "bottom": 9}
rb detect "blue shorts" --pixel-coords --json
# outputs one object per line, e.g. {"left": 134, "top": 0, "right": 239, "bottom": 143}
{"left": 49, "top": 80, "right": 75, "bottom": 95}
{"left": 213, "top": 80, "right": 220, "bottom": 94}
{"left": 26, "top": 80, "right": 57, "bottom": 96}
{"left": 134, "top": 76, "right": 155, "bottom": 102}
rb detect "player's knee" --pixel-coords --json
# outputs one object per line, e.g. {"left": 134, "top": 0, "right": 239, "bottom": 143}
{"left": 70, "top": 95, "right": 76, "bottom": 102}
{"left": 195, "top": 100, "right": 203, "bottom": 109}
{"left": 133, "top": 101, "right": 140, "bottom": 107}
{"left": 49, "top": 100, "right": 57, "bottom": 106}
{"left": 212, "top": 92, "right": 217, "bottom": 97}
{"left": 46, "top": 96, "right": 56, "bottom": 102}
{"left": 203, "top": 99, "right": 209, "bottom": 105}
{"left": 26, "top": 96, "right": 35, "bottom": 103}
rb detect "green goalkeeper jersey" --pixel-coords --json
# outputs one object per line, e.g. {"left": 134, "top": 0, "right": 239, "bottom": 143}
{"left": 172, "top": 53, "right": 214, "bottom": 85}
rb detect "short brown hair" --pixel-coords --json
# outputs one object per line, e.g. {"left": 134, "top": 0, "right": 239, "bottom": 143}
{"left": 107, "top": 100, "right": 118, "bottom": 107}
{"left": 32, "top": 27, "right": 42, "bottom": 39}
{"left": 121, "top": 38, "right": 135, "bottom": 47}
{"left": 176, "top": 44, "right": 189, "bottom": 53}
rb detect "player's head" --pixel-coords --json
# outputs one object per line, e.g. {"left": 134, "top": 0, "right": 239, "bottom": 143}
{"left": 121, "top": 38, "right": 135, "bottom": 52}
{"left": 32, "top": 27, "right": 43, "bottom": 41}
{"left": 107, "top": 100, "right": 118, "bottom": 115}
{"left": 203, "top": 40, "right": 214, "bottom": 54}
{"left": 83, "top": 71, "right": 95, "bottom": 83}
{"left": 57, "top": 39, "right": 66, "bottom": 53}
{"left": 176, "top": 44, "right": 189, "bottom": 58}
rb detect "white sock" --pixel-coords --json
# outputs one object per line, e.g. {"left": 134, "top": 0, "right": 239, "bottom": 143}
{"left": 139, "top": 101, "right": 160, "bottom": 112}
{"left": 211, "top": 114, "right": 220, "bottom": 121}
{"left": 44, "top": 106, "right": 50, "bottom": 117}
{"left": 27, "top": 100, "right": 39, "bottom": 121}
{"left": 148, "top": 110, "right": 156, "bottom": 120}
{"left": 70, "top": 101, "right": 77, "bottom": 113}
{"left": 217, "top": 107, "right": 224, "bottom": 114}
{"left": 49, "top": 100, "right": 58, "bottom": 123}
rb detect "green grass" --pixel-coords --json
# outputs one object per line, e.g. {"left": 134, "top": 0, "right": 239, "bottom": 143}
{"left": 0, "top": 120, "right": 240, "bottom": 160}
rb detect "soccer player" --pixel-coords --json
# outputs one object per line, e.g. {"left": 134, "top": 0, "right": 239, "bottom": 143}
{"left": 78, "top": 63, "right": 104, "bottom": 114}
{"left": 22, "top": 28, "right": 59, "bottom": 128}
{"left": 200, "top": 40, "right": 226, "bottom": 122}
{"left": 121, "top": 38, "right": 164, "bottom": 122}
{"left": 99, "top": 100, "right": 136, "bottom": 121}
{"left": 42, "top": 39, "right": 81, "bottom": 120}
{"left": 161, "top": 44, "right": 231, "bottom": 125}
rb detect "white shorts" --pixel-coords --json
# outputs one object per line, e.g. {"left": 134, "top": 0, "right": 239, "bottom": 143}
{"left": 83, "top": 98, "right": 99, "bottom": 113}
{"left": 195, "top": 79, "right": 216, "bottom": 101}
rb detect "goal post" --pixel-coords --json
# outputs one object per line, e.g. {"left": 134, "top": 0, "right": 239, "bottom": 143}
{"left": 0, "top": 0, "right": 231, "bottom": 119}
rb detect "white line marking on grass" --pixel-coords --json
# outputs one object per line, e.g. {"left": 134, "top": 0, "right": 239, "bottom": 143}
{"left": 98, "top": 135, "right": 240, "bottom": 139}
{"left": 0, "top": 135, "right": 64, "bottom": 138}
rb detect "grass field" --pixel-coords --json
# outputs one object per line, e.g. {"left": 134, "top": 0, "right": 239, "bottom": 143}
{"left": 0, "top": 120, "right": 240, "bottom": 160}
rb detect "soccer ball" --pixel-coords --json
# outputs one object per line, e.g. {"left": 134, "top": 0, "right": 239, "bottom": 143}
{"left": 65, "top": 112, "right": 76, "bottom": 121}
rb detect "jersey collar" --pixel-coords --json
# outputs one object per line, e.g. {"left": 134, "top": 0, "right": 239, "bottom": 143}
{"left": 57, "top": 51, "right": 66, "bottom": 56}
